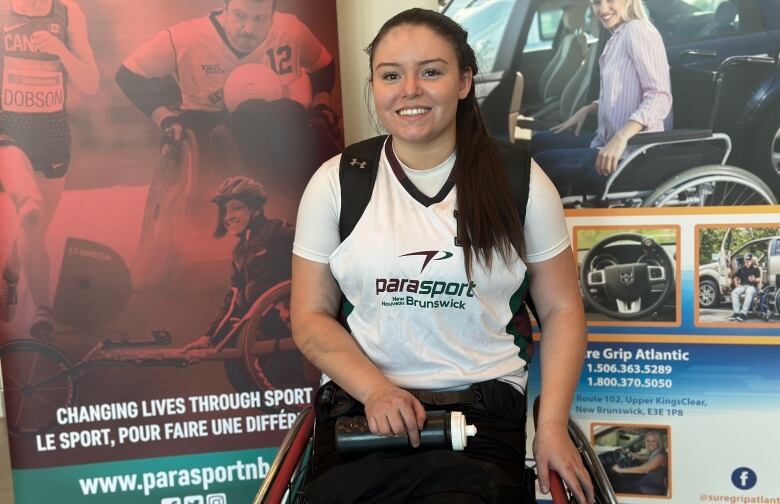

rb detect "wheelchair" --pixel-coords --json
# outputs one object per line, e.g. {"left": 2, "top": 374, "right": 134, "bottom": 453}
{"left": 510, "top": 55, "right": 777, "bottom": 208}
{"left": 133, "top": 101, "right": 342, "bottom": 292}
{"left": 251, "top": 396, "right": 619, "bottom": 504}
{"left": 0, "top": 278, "right": 319, "bottom": 436}
{"left": 731, "top": 283, "right": 779, "bottom": 322}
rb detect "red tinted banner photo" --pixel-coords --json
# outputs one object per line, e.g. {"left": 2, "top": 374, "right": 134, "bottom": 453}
{"left": 0, "top": 1, "right": 341, "bottom": 502}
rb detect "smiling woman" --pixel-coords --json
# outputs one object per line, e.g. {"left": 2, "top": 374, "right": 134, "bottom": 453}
{"left": 290, "top": 7, "right": 594, "bottom": 504}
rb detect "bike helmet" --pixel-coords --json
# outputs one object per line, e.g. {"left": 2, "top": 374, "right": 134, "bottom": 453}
{"left": 212, "top": 176, "right": 268, "bottom": 207}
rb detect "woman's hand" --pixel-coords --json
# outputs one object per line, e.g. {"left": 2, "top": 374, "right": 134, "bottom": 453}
{"left": 534, "top": 422, "right": 595, "bottom": 504}
{"left": 551, "top": 104, "right": 594, "bottom": 136}
{"left": 31, "top": 31, "right": 68, "bottom": 58}
{"left": 612, "top": 464, "right": 624, "bottom": 474}
{"left": 363, "top": 383, "right": 426, "bottom": 448}
{"left": 182, "top": 336, "right": 211, "bottom": 352}
{"left": 595, "top": 133, "right": 629, "bottom": 176}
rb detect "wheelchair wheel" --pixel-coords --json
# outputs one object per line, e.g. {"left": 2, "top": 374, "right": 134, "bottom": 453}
{"left": 774, "top": 289, "right": 780, "bottom": 317}
{"left": 0, "top": 340, "right": 78, "bottom": 436}
{"left": 225, "top": 280, "right": 319, "bottom": 409}
{"left": 641, "top": 165, "right": 777, "bottom": 207}
{"left": 134, "top": 129, "right": 200, "bottom": 291}
{"left": 642, "top": 165, "right": 777, "bottom": 207}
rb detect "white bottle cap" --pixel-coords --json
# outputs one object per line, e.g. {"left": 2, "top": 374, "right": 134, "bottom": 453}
{"left": 450, "top": 411, "right": 477, "bottom": 451}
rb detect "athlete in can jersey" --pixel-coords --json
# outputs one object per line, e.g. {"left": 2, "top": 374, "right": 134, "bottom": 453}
{"left": 115, "top": 0, "right": 335, "bottom": 138}
{"left": 292, "top": 9, "right": 594, "bottom": 503}
{"left": 0, "top": 0, "right": 98, "bottom": 336}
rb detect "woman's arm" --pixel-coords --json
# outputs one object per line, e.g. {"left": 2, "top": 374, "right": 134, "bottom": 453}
{"left": 291, "top": 256, "right": 426, "bottom": 446}
{"left": 613, "top": 452, "right": 666, "bottom": 474}
{"left": 529, "top": 247, "right": 594, "bottom": 504}
{"left": 595, "top": 120, "right": 643, "bottom": 175}
{"left": 596, "top": 23, "right": 672, "bottom": 175}
{"left": 551, "top": 102, "right": 597, "bottom": 136}
{"left": 31, "top": 2, "right": 99, "bottom": 95}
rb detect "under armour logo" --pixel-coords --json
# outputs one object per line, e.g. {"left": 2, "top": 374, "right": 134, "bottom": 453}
{"left": 350, "top": 158, "right": 367, "bottom": 169}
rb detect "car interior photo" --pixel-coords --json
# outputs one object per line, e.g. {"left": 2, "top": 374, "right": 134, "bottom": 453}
{"left": 578, "top": 231, "right": 677, "bottom": 322}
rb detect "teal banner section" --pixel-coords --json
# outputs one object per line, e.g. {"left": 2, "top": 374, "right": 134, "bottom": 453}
{"left": 12, "top": 447, "right": 278, "bottom": 504}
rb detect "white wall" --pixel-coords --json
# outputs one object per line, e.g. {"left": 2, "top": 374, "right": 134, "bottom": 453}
{"left": 336, "top": 0, "right": 439, "bottom": 145}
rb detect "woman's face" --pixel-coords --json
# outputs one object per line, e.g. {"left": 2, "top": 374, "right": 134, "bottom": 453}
{"left": 370, "top": 24, "right": 471, "bottom": 152}
{"left": 591, "top": 0, "right": 627, "bottom": 30}
{"left": 645, "top": 434, "right": 660, "bottom": 451}
{"left": 224, "top": 199, "right": 253, "bottom": 235}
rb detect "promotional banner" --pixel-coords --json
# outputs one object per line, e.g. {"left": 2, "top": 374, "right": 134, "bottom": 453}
{"left": 441, "top": 0, "right": 780, "bottom": 503}
{"left": 536, "top": 208, "right": 780, "bottom": 504}
{"left": 0, "top": 1, "right": 342, "bottom": 502}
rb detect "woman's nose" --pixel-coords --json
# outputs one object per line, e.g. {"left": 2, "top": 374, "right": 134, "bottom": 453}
{"left": 402, "top": 75, "right": 421, "bottom": 98}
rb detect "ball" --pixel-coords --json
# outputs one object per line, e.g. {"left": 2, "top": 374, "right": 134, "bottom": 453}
{"left": 223, "top": 63, "right": 283, "bottom": 113}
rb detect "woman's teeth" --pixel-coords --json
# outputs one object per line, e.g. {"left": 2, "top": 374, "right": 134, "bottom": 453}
{"left": 398, "top": 107, "right": 431, "bottom": 116}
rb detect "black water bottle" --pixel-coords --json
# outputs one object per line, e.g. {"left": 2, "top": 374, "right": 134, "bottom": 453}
{"left": 334, "top": 410, "right": 477, "bottom": 454}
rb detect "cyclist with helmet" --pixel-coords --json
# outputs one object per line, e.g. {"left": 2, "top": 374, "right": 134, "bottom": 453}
{"left": 185, "top": 175, "right": 294, "bottom": 349}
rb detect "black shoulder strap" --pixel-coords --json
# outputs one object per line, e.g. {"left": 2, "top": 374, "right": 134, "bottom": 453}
{"left": 494, "top": 140, "right": 541, "bottom": 326}
{"left": 494, "top": 139, "right": 532, "bottom": 225}
{"left": 338, "top": 135, "right": 387, "bottom": 242}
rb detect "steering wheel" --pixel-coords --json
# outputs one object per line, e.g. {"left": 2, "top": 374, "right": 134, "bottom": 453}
{"left": 580, "top": 233, "right": 675, "bottom": 320}
{"left": 615, "top": 449, "right": 635, "bottom": 468}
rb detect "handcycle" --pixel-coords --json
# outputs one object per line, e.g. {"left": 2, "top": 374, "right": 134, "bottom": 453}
{"left": 0, "top": 278, "right": 319, "bottom": 436}
{"left": 134, "top": 100, "right": 342, "bottom": 292}
{"left": 251, "top": 396, "right": 619, "bottom": 504}
{"left": 512, "top": 55, "right": 778, "bottom": 208}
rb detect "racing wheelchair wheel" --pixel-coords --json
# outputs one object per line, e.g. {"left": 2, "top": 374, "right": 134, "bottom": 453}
{"left": 641, "top": 165, "right": 776, "bottom": 207}
{"left": 0, "top": 340, "right": 78, "bottom": 436}
{"left": 225, "top": 280, "right": 319, "bottom": 410}
{"left": 134, "top": 129, "right": 200, "bottom": 292}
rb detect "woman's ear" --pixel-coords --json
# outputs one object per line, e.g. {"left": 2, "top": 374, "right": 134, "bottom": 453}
{"left": 459, "top": 67, "right": 473, "bottom": 99}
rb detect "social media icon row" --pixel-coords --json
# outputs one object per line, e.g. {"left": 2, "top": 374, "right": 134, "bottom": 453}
{"left": 161, "top": 493, "right": 227, "bottom": 504}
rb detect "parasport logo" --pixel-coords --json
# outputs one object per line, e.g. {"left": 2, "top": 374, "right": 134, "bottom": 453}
{"left": 400, "top": 250, "right": 453, "bottom": 273}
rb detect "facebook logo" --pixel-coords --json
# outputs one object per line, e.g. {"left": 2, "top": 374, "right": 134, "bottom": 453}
{"left": 160, "top": 499, "right": 181, "bottom": 504}
{"left": 731, "top": 467, "right": 757, "bottom": 490}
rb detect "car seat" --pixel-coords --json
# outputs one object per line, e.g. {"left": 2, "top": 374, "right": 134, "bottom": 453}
{"left": 537, "top": 5, "right": 588, "bottom": 105}
{"left": 697, "top": 0, "right": 738, "bottom": 38}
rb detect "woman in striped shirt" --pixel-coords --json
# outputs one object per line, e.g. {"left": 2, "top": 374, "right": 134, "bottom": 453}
{"left": 529, "top": 0, "right": 672, "bottom": 194}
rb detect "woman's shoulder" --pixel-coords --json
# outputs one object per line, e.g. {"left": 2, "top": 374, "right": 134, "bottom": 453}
{"left": 316, "top": 152, "right": 344, "bottom": 177}
{"left": 303, "top": 152, "right": 343, "bottom": 196}
{"left": 623, "top": 19, "right": 663, "bottom": 41}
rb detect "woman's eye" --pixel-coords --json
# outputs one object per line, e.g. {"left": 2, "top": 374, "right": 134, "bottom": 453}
{"left": 422, "top": 68, "right": 442, "bottom": 77}
{"left": 382, "top": 72, "right": 400, "bottom": 81}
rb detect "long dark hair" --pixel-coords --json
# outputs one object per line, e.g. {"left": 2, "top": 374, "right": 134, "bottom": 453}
{"left": 367, "top": 8, "right": 525, "bottom": 278}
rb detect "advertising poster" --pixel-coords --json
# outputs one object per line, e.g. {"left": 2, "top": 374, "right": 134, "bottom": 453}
{"left": 527, "top": 208, "right": 780, "bottom": 504}
{"left": 0, "top": 1, "right": 342, "bottom": 503}
{"left": 442, "top": 0, "right": 780, "bottom": 503}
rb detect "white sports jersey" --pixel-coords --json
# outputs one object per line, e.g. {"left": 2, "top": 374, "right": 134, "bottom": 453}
{"left": 124, "top": 10, "right": 331, "bottom": 112}
{"left": 297, "top": 138, "right": 570, "bottom": 391}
